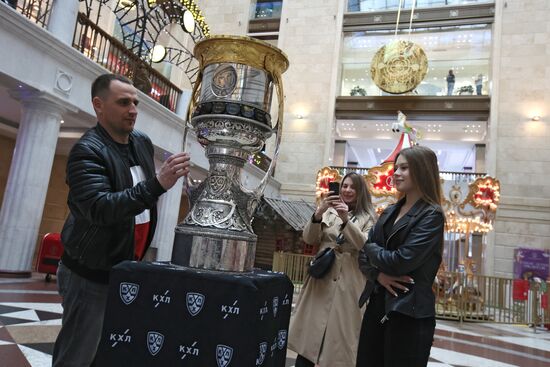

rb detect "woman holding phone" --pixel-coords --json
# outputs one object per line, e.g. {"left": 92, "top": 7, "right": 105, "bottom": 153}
{"left": 356, "top": 146, "right": 445, "bottom": 367}
{"left": 289, "top": 172, "right": 376, "bottom": 367}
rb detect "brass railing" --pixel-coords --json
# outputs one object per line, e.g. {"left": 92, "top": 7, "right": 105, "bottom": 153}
{"left": 273, "top": 252, "right": 550, "bottom": 325}
{"left": 6, "top": 0, "right": 51, "bottom": 28}
{"left": 272, "top": 252, "right": 311, "bottom": 294}
{"left": 72, "top": 13, "right": 181, "bottom": 113}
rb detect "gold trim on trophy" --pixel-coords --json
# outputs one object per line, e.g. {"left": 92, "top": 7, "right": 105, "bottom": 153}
{"left": 194, "top": 35, "right": 289, "bottom": 76}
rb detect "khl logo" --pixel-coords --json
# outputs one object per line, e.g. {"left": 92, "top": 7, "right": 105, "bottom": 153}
{"left": 153, "top": 290, "right": 170, "bottom": 308}
{"left": 147, "top": 331, "right": 164, "bottom": 356}
{"left": 222, "top": 300, "right": 239, "bottom": 319}
{"left": 216, "top": 344, "right": 233, "bottom": 367}
{"left": 256, "top": 342, "right": 267, "bottom": 366}
{"left": 270, "top": 337, "right": 277, "bottom": 357}
{"left": 119, "top": 282, "right": 139, "bottom": 305}
{"left": 277, "top": 330, "right": 287, "bottom": 350}
{"left": 259, "top": 301, "right": 268, "bottom": 320}
{"left": 282, "top": 293, "right": 290, "bottom": 306}
{"left": 272, "top": 296, "right": 279, "bottom": 317}
{"left": 109, "top": 329, "right": 131, "bottom": 347}
{"left": 179, "top": 341, "right": 199, "bottom": 360}
{"left": 186, "top": 292, "right": 205, "bottom": 316}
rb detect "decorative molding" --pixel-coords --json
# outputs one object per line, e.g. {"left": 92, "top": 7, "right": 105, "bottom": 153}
{"left": 343, "top": 3, "right": 495, "bottom": 31}
{"left": 335, "top": 96, "right": 490, "bottom": 121}
{"left": 54, "top": 69, "right": 73, "bottom": 96}
{"left": 248, "top": 18, "right": 281, "bottom": 33}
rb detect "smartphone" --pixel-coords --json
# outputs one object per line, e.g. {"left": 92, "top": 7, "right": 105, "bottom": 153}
{"left": 328, "top": 181, "right": 340, "bottom": 196}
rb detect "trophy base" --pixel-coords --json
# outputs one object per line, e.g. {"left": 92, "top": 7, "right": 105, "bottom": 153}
{"left": 172, "top": 225, "right": 257, "bottom": 272}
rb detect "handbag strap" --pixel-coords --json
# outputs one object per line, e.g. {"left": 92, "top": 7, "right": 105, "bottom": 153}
{"left": 335, "top": 214, "right": 357, "bottom": 245}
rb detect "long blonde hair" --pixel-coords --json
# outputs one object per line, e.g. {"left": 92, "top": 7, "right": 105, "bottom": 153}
{"left": 394, "top": 146, "right": 443, "bottom": 208}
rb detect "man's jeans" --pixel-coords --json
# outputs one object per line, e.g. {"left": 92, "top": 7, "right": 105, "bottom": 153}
{"left": 52, "top": 262, "right": 109, "bottom": 367}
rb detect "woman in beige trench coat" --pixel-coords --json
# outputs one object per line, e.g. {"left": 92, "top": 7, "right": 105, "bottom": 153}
{"left": 289, "top": 172, "right": 376, "bottom": 367}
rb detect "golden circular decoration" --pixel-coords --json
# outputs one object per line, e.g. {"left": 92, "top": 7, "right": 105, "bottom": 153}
{"left": 370, "top": 40, "right": 428, "bottom": 94}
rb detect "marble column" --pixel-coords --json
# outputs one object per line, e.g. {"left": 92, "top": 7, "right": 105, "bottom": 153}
{"left": 333, "top": 140, "right": 348, "bottom": 166}
{"left": 475, "top": 144, "right": 486, "bottom": 173}
{"left": 152, "top": 180, "right": 184, "bottom": 261}
{"left": 47, "top": 0, "right": 80, "bottom": 45}
{"left": 0, "top": 92, "right": 66, "bottom": 274}
{"left": 175, "top": 90, "right": 192, "bottom": 119}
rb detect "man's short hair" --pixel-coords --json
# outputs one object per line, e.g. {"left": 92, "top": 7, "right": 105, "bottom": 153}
{"left": 91, "top": 74, "right": 133, "bottom": 100}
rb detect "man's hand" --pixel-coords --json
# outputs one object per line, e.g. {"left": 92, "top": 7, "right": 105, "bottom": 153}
{"left": 156, "top": 152, "right": 191, "bottom": 190}
{"left": 377, "top": 272, "right": 414, "bottom": 297}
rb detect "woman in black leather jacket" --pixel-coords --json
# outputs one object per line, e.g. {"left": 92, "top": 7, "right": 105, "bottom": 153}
{"left": 356, "top": 146, "right": 445, "bottom": 367}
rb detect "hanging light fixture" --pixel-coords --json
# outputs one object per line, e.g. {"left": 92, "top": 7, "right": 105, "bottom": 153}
{"left": 370, "top": 0, "right": 428, "bottom": 94}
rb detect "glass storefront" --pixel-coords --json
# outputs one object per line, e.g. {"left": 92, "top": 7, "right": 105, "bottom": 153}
{"left": 341, "top": 24, "right": 492, "bottom": 96}
{"left": 347, "top": 0, "right": 494, "bottom": 12}
{"left": 250, "top": 0, "right": 283, "bottom": 20}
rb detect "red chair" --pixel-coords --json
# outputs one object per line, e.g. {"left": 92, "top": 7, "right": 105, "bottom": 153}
{"left": 36, "top": 233, "right": 63, "bottom": 281}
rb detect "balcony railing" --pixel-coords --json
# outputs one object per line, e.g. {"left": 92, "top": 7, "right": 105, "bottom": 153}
{"left": 347, "top": 0, "right": 494, "bottom": 13}
{"left": 6, "top": 0, "right": 51, "bottom": 28}
{"left": 273, "top": 252, "right": 550, "bottom": 325}
{"left": 342, "top": 60, "right": 489, "bottom": 97}
{"left": 72, "top": 13, "right": 181, "bottom": 113}
{"left": 330, "top": 166, "right": 486, "bottom": 183}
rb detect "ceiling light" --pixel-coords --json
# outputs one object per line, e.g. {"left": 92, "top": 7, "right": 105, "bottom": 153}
{"left": 183, "top": 10, "right": 195, "bottom": 33}
{"left": 150, "top": 45, "right": 167, "bottom": 63}
{"left": 531, "top": 115, "right": 541, "bottom": 121}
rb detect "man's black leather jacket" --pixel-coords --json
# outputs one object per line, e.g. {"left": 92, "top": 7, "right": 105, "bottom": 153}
{"left": 61, "top": 124, "right": 165, "bottom": 283}
{"left": 358, "top": 198, "right": 444, "bottom": 318}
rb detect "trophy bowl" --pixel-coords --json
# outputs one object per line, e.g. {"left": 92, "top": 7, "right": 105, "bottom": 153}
{"left": 172, "top": 35, "right": 288, "bottom": 272}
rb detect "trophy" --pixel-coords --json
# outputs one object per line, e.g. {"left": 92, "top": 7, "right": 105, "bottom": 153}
{"left": 172, "top": 36, "right": 289, "bottom": 272}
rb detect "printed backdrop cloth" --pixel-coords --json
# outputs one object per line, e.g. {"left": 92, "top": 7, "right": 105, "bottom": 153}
{"left": 96, "top": 261, "right": 293, "bottom": 367}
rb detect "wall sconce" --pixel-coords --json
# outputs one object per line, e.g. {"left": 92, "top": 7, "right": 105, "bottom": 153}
{"left": 296, "top": 114, "right": 304, "bottom": 119}
{"left": 531, "top": 115, "right": 541, "bottom": 121}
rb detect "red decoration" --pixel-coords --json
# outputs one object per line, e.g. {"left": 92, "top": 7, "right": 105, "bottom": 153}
{"left": 512, "top": 279, "right": 529, "bottom": 301}
{"left": 372, "top": 166, "right": 395, "bottom": 192}
{"left": 474, "top": 186, "right": 496, "bottom": 206}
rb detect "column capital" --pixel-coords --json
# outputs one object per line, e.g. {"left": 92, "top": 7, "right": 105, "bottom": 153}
{"left": 9, "top": 90, "right": 79, "bottom": 115}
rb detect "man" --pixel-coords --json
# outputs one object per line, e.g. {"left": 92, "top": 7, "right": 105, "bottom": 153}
{"left": 52, "top": 74, "right": 191, "bottom": 366}
{"left": 446, "top": 69, "right": 455, "bottom": 96}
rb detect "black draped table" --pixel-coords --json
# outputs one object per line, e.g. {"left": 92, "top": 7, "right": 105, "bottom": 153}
{"left": 96, "top": 261, "right": 293, "bottom": 367}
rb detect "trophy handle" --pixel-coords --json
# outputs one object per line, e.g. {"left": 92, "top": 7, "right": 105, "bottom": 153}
{"left": 182, "top": 72, "right": 203, "bottom": 152}
{"left": 251, "top": 73, "right": 284, "bottom": 205}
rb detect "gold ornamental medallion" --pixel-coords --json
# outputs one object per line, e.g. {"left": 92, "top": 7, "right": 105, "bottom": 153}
{"left": 370, "top": 40, "right": 428, "bottom": 94}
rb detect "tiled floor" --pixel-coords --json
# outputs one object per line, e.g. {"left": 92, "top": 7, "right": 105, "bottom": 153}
{"left": 1, "top": 274, "right": 550, "bottom": 367}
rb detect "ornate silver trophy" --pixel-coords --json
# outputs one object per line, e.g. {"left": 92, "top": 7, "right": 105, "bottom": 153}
{"left": 172, "top": 36, "right": 289, "bottom": 272}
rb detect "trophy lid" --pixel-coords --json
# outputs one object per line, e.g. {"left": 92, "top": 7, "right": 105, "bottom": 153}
{"left": 194, "top": 35, "right": 289, "bottom": 76}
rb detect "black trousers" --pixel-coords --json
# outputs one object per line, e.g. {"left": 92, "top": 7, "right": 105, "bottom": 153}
{"left": 356, "top": 291, "right": 435, "bottom": 367}
{"left": 295, "top": 354, "right": 315, "bottom": 367}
